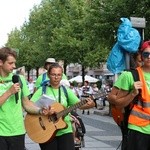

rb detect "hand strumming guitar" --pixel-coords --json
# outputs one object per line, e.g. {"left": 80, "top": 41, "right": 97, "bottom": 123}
{"left": 39, "top": 106, "right": 55, "bottom": 116}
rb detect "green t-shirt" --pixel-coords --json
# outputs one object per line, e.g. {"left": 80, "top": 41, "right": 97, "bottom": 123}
{"left": 114, "top": 71, "right": 150, "bottom": 134}
{"left": 31, "top": 86, "right": 80, "bottom": 136}
{"left": 35, "top": 72, "right": 68, "bottom": 89}
{"left": 0, "top": 73, "right": 30, "bottom": 136}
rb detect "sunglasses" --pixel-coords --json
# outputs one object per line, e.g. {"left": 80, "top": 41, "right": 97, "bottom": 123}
{"left": 142, "top": 52, "right": 150, "bottom": 58}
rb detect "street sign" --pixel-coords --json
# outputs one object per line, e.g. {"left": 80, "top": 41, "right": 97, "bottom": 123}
{"left": 130, "top": 17, "right": 146, "bottom": 28}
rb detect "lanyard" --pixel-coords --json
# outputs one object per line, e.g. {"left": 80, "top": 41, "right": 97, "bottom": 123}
{"left": 50, "top": 86, "right": 61, "bottom": 103}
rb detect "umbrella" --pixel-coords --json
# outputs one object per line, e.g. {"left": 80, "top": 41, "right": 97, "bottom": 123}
{"left": 69, "top": 75, "right": 99, "bottom": 83}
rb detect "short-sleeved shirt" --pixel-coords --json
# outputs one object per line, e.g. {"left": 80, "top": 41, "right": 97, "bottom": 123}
{"left": 114, "top": 71, "right": 134, "bottom": 92}
{"left": 31, "top": 86, "right": 80, "bottom": 136}
{"left": 81, "top": 85, "right": 93, "bottom": 96}
{"left": 0, "top": 73, "right": 30, "bottom": 136}
{"left": 114, "top": 71, "right": 150, "bottom": 134}
{"left": 35, "top": 72, "right": 68, "bottom": 89}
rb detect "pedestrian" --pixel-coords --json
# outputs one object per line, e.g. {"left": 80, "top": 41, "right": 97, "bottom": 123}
{"left": 129, "top": 51, "right": 142, "bottom": 69}
{"left": 28, "top": 77, "right": 34, "bottom": 99}
{"left": 31, "top": 63, "right": 95, "bottom": 150}
{"left": 81, "top": 80, "right": 93, "bottom": 115}
{"left": 92, "top": 83, "right": 99, "bottom": 108}
{"left": 108, "top": 40, "right": 150, "bottom": 150}
{"left": 70, "top": 82, "right": 79, "bottom": 98}
{"left": 98, "top": 82, "right": 107, "bottom": 110}
{"left": 0, "top": 47, "right": 51, "bottom": 150}
{"left": 34, "top": 58, "right": 69, "bottom": 92}
{"left": 76, "top": 83, "right": 82, "bottom": 99}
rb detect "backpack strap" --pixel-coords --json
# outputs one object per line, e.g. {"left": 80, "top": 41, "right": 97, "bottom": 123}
{"left": 61, "top": 85, "right": 69, "bottom": 104}
{"left": 130, "top": 69, "right": 139, "bottom": 82}
{"left": 42, "top": 72, "right": 47, "bottom": 81}
{"left": 41, "top": 72, "right": 49, "bottom": 94}
{"left": 130, "top": 69, "right": 140, "bottom": 103}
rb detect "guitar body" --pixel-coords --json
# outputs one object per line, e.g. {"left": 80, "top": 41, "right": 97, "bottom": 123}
{"left": 111, "top": 105, "right": 124, "bottom": 126}
{"left": 25, "top": 102, "right": 67, "bottom": 144}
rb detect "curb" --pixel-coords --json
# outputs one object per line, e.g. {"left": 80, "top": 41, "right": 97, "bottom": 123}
{"left": 93, "top": 105, "right": 112, "bottom": 117}
{"left": 93, "top": 110, "right": 109, "bottom": 116}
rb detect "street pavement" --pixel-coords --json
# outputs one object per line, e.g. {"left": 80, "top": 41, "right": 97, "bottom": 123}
{"left": 25, "top": 104, "right": 122, "bottom": 150}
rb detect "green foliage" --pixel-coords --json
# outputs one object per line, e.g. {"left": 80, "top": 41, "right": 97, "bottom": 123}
{"left": 6, "top": 0, "right": 150, "bottom": 74}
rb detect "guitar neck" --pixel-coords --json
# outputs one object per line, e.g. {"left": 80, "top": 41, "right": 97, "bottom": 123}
{"left": 57, "top": 100, "right": 87, "bottom": 118}
{"left": 91, "top": 91, "right": 107, "bottom": 99}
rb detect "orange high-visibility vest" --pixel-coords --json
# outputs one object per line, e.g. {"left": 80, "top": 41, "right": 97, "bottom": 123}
{"left": 128, "top": 67, "right": 150, "bottom": 126}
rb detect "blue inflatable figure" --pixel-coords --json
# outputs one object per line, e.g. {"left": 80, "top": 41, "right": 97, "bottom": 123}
{"left": 107, "top": 18, "right": 141, "bottom": 74}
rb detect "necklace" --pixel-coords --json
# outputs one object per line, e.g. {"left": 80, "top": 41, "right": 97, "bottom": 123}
{"left": 50, "top": 86, "right": 61, "bottom": 102}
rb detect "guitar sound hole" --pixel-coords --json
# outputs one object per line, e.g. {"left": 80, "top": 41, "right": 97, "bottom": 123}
{"left": 49, "top": 114, "right": 58, "bottom": 122}
{"left": 39, "top": 117, "right": 46, "bottom": 130}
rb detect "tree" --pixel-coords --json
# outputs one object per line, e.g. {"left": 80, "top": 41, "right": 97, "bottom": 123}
{"left": 6, "top": 0, "right": 150, "bottom": 79}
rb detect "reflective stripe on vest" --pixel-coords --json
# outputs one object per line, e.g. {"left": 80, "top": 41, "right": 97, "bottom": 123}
{"left": 128, "top": 67, "right": 150, "bottom": 126}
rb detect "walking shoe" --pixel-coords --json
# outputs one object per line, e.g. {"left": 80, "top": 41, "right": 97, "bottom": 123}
{"left": 82, "top": 110, "right": 84, "bottom": 114}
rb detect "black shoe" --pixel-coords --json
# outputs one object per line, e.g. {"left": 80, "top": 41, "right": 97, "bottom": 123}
{"left": 82, "top": 110, "right": 84, "bottom": 114}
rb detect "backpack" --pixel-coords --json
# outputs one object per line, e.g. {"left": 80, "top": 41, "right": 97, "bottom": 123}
{"left": 111, "top": 69, "right": 139, "bottom": 150}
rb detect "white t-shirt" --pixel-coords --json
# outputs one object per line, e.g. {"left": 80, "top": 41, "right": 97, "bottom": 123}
{"left": 28, "top": 82, "right": 34, "bottom": 94}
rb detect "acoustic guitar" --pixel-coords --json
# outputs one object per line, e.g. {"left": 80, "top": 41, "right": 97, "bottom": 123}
{"left": 25, "top": 99, "right": 90, "bottom": 144}
{"left": 25, "top": 92, "right": 106, "bottom": 144}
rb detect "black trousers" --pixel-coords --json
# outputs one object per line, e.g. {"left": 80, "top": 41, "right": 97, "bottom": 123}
{"left": 39, "top": 133, "right": 75, "bottom": 150}
{"left": 0, "top": 134, "right": 25, "bottom": 150}
{"left": 122, "top": 129, "right": 150, "bottom": 150}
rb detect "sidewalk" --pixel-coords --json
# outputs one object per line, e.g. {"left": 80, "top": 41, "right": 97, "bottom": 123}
{"left": 93, "top": 101, "right": 111, "bottom": 117}
{"left": 25, "top": 134, "right": 40, "bottom": 150}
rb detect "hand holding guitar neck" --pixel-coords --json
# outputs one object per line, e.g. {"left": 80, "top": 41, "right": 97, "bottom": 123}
{"left": 85, "top": 98, "right": 95, "bottom": 108}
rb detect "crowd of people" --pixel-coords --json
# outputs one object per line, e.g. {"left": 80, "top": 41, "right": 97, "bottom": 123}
{"left": 1, "top": 40, "right": 150, "bottom": 150}
{"left": 69, "top": 80, "right": 113, "bottom": 114}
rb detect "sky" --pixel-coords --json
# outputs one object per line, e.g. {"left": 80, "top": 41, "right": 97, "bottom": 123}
{"left": 0, "top": 0, "right": 42, "bottom": 47}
